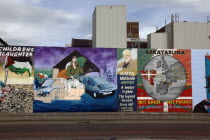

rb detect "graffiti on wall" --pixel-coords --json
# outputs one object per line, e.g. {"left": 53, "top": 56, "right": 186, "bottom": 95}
{"left": 33, "top": 47, "right": 117, "bottom": 112}
{"left": 137, "top": 49, "right": 192, "bottom": 112}
{"left": 0, "top": 46, "right": 34, "bottom": 113}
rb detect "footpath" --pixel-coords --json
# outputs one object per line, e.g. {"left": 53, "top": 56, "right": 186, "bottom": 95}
{"left": 0, "top": 112, "right": 210, "bottom": 123}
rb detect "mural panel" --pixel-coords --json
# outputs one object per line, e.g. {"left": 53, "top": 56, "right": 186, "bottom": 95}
{"left": 0, "top": 46, "right": 34, "bottom": 113}
{"left": 205, "top": 54, "right": 210, "bottom": 113}
{"left": 117, "top": 49, "right": 137, "bottom": 112}
{"left": 138, "top": 49, "right": 192, "bottom": 112}
{"left": 191, "top": 50, "right": 210, "bottom": 113}
{"left": 0, "top": 46, "right": 209, "bottom": 113}
{"left": 33, "top": 47, "right": 117, "bottom": 112}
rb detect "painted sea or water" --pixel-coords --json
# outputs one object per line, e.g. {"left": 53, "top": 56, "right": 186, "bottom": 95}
{"left": 33, "top": 91, "right": 118, "bottom": 112}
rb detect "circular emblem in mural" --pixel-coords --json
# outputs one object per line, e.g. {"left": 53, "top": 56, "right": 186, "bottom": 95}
{"left": 141, "top": 55, "right": 186, "bottom": 101}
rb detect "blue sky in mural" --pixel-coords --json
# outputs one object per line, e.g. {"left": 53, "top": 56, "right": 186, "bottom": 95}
{"left": 0, "top": 0, "right": 210, "bottom": 46}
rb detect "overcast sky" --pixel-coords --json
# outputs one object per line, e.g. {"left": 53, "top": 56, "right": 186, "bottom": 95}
{"left": 0, "top": 0, "right": 210, "bottom": 46}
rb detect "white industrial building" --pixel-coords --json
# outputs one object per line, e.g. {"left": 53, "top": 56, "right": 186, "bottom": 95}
{"left": 92, "top": 5, "right": 127, "bottom": 48}
{"left": 148, "top": 22, "right": 210, "bottom": 49}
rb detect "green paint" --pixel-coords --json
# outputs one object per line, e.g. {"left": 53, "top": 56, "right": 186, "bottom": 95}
{"left": 137, "top": 85, "right": 145, "bottom": 89}
{"left": 184, "top": 86, "right": 192, "bottom": 90}
{"left": 117, "top": 48, "right": 132, "bottom": 61}
{"left": 137, "top": 49, "right": 157, "bottom": 85}
{"left": 0, "top": 80, "right": 5, "bottom": 87}
{"left": 138, "top": 102, "right": 192, "bottom": 112}
{"left": 76, "top": 57, "right": 86, "bottom": 67}
{"left": 172, "top": 103, "right": 193, "bottom": 112}
{"left": 138, "top": 103, "right": 162, "bottom": 111}
{"left": 8, "top": 65, "right": 31, "bottom": 77}
{"left": 34, "top": 69, "right": 53, "bottom": 78}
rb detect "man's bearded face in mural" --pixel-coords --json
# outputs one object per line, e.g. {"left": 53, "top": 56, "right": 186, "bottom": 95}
{"left": 123, "top": 49, "right": 132, "bottom": 63}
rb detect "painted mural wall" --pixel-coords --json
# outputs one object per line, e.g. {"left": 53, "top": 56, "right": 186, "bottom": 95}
{"left": 33, "top": 47, "right": 117, "bottom": 112}
{"left": 0, "top": 46, "right": 34, "bottom": 113}
{"left": 205, "top": 54, "right": 210, "bottom": 112}
{"left": 117, "top": 49, "right": 137, "bottom": 112}
{"left": 137, "top": 49, "right": 192, "bottom": 112}
{"left": 0, "top": 46, "right": 209, "bottom": 113}
{"left": 191, "top": 50, "right": 210, "bottom": 113}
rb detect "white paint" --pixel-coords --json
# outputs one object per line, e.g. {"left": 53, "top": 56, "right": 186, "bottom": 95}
{"left": 65, "top": 62, "right": 71, "bottom": 70}
{"left": 141, "top": 71, "right": 156, "bottom": 81}
{"left": 13, "top": 61, "right": 32, "bottom": 73}
{"left": 137, "top": 97, "right": 192, "bottom": 100}
{"left": 163, "top": 102, "right": 168, "bottom": 112}
{"left": 44, "top": 75, "right": 48, "bottom": 79}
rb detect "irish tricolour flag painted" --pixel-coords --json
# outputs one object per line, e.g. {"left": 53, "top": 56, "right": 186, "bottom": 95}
{"left": 3, "top": 56, "right": 32, "bottom": 77}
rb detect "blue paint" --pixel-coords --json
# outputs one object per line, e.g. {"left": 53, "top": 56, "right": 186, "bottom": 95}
{"left": 33, "top": 91, "right": 118, "bottom": 112}
{"left": 205, "top": 56, "right": 210, "bottom": 113}
{"left": 117, "top": 74, "right": 137, "bottom": 112}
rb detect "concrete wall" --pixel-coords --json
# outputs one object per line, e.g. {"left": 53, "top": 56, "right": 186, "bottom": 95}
{"left": 147, "top": 35, "right": 151, "bottom": 49}
{"left": 147, "top": 33, "right": 168, "bottom": 49}
{"left": 165, "top": 23, "right": 174, "bottom": 49}
{"left": 148, "top": 22, "right": 210, "bottom": 49}
{"left": 173, "top": 22, "right": 210, "bottom": 49}
{"left": 92, "top": 9, "right": 96, "bottom": 48}
{"left": 92, "top": 5, "right": 126, "bottom": 48}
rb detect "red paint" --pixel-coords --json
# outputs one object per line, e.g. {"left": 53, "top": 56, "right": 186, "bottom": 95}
{"left": 179, "top": 87, "right": 192, "bottom": 96}
{"left": 137, "top": 87, "right": 192, "bottom": 112}
{"left": 37, "top": 73, "right": 44, "bottom": 78}
{"left": 138, "top": 101, "right": 164, "bottom": 112}
{"left": 173, "top": 49, "right": 192, "bottom": 84}
{"left": 168, "top": 101, "right": 192, "bottom": 112}
{"left": 206, "top": 56, "right": 210, "bottom": 60}
{"left": 5, "top": 56, "right": 15, "bottom": 68}
{"left": 140, "top": 70, "right": 156, "bottom": 86}
{"left": 137, "top": 88, "right": 149, "bottom": 97}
